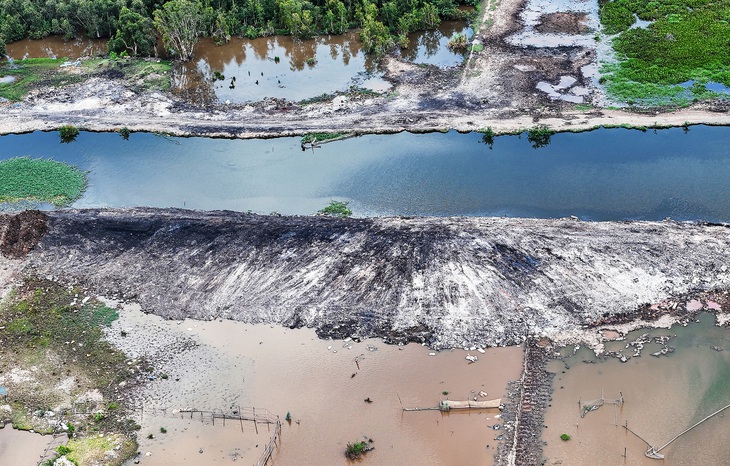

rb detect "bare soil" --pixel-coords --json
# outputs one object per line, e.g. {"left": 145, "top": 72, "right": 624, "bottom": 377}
{"left": 0, "top": 0, "right": 726, "bottom": 138}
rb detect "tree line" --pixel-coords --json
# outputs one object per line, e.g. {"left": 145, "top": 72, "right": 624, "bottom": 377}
{"left": 0, "top": 0, "right": 476, "bottom": 60}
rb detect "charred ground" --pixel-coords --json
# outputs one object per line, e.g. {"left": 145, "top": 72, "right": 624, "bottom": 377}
{"left": 2, "top": 208, "right": 729, "bottom": 350}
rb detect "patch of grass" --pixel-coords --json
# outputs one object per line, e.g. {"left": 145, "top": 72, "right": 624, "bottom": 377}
{"left": 66, "top": 434, "right": 137, "bottom": 466}
{"left": 468, "top": 42, "right": 485, "bottom": 52}
{"left": 0, "top": 157, "right": 87, "bottom": 206}
{"left": 0, "top": 58, "right": 78, "bottom": 101}
{"left": 560, "top": 433, "right": 571, "bottom": 441}
{"left": 574, "top": 103, "right": 593, "bottom": 111}
{"left": 318, "top": 200, "right": 352, "bottom": 218}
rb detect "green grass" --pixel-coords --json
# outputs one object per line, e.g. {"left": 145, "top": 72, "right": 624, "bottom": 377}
{"left": 0, "top": 157, "right": 87, "bottom": 206}
{"left": 301, "top": 132, "right": 346, "bottom": 144}
{"left": 345, "top": 440, "right": 371, "bottom": 459}
{"left": 0, "top": 58, "right": 74, "bottom": 101}
{"left": 0, "top": 279, "right": 125, "bottom": 387}
{"left": 599, "top": 0, "right": 730, "bottom": 106}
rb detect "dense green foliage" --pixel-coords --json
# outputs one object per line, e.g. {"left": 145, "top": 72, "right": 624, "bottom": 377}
{"left": 599, "top": 0, "right": 730, "bottom": 105}
{"left": 0, "top": 156, "right": 87, "bottom": 206}
{"left": 58, "top": 124, "right": 80, "bottom": 143}
{"left": 0, "top": 0, "right": 475, "bottom": 60}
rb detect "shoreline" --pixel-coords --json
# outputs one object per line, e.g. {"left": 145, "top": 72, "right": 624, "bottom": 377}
{"left": 1, "top": 98, "right": 728, "bottom": 140}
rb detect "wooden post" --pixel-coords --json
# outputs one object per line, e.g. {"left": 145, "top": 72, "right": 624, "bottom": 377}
{"left": 254, "top": 408, "right": 259, "bottom": 434}
{"left": 239, "top": 406, "right": 244, "bottom": 433}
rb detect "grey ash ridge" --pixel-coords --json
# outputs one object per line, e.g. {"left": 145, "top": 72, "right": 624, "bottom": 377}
{"left": 13, "top": 208, "right": 730, "bottom": 350}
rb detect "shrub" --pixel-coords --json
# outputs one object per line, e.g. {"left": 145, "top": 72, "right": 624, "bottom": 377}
{"left": 319, "top": 200, "right": 352, "bottom": 218}
{"left": 560, "top": 433, "right": 571, "bottom": 441}
{"left": 119, "top": 127, "right": 131, "bottom": 140}
{"left": 345, "top": 440, "right": 370, "bottom": 459}
{"left": 526, "top": 125, "right": 553, "bottom": 149}
{"left": 58, "top": 125, "right": 79, "bottom": 144}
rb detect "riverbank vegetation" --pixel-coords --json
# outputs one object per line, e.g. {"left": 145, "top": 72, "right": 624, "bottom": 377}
{"left": 0, "top": 278, "right": 139, "bottom": 464}
{"left": 0, "top": 157, "right": 87, "bottom": 207}
{"left": 0, "top": 56, "right": 171, "bottom": 101}
{"left": 0, "top": 0, "right": 476, "bottom": 60}
{"left": 599, "top": 0, "right": 730, "bottom": 106}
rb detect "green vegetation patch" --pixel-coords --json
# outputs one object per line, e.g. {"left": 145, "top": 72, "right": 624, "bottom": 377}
{"left": 0, "top": 58, "right": 81, "bottom": 101}
{"left": 65, "top": 434, "right": 137, "bottom": 466}
{"left": 300, "top": 132, "right": 346, "bottom": 144}
{"left": 318, "top": 200, "right": 353, "bottom": 218}
{"left": 599, "top": 0, "right": 730, "bottom": 106}
{"left": 0, "top": 157, "right": 87, "bottom": 207}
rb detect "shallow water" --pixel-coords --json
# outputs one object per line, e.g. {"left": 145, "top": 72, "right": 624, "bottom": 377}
{"left": 400, "top": 21, "right": 472, "bottom": 67}
{"left": 2, "top": 126, "right": 730, "bottom": 221}
{"left": 0, "top": 426, "right": 65, "bottom": 464}
{"left": 177, "top": 32, "right": 386, "bottom": 103}
{"left": 111, "top": 307, "right": 522, "bottom": 465}
{"left": 5, "top": 36, "right": 106, "bottom": 60}
{"left": 544, "top": 314, "right": 730, "bottom": 465}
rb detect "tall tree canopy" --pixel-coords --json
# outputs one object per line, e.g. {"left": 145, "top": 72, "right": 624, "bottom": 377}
{"left": 153, "top": 0, "right": 204, "bottom": 61}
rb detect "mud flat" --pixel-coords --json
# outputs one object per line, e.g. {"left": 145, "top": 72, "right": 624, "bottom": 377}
{"left": 106, "top": 306, "right": 522, "bottom": 465}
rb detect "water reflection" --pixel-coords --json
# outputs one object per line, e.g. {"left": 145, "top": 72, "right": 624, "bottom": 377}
{"left": 5, "top": 36, "right": 106, "bottom": 60}
{"left": 176, "top": 33, "right": 386, "bottom": 103}
{"left": 401, "top": 21, "right": 472, "bottom": 66}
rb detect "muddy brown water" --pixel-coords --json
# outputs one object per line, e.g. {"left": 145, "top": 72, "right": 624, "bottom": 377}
{"left": 5, "top": 36, "right": 107, "bottom": 60}
{"left": 544, "top": 313, "right": 730, "bottom": 465}
{"left": 109, "top": 307, "right": 522, "bottom": 465}
{"left": 0, "top": 426, "right": 66, "bottom": 464}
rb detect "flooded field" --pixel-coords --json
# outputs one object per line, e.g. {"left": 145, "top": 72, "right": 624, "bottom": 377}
{"left": 108, "top": 306, "right": 523, "bottom": 465}
{"left": 400, "top": 21, "right": 472, "bottom": 67}
{"left": 544, "top": 313, "right": 730, "bottom": 465}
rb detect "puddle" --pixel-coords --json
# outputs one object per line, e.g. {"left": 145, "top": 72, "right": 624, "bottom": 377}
{"left": 0, "top": 76, "right": 16, "bottom": 84}
{"left": 401, "top": 21, "right": 473, "bottom": 67}
{"left": 5, "top": 36, "right": 106, "bottom": 59}
{"left": 0, "top": 426, "right": 66, "bottom": 464}
{"left": 544, "top": 313, "right": 730, "bottom": 464}
{"left": 629, "top": 14, "right": 654, "bottom": 30}
{"left": 108, "top": 306, "right": 523, "bottom": 465}
{"left": 681, "top": 80, "right": 730, "bottom": 94}
{"left": 536, "top": 75, "right": 584, "bottom": 102}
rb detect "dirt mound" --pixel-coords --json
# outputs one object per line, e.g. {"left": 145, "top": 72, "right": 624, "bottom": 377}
{"left": 535, "top": 12, "right": 589, "bottom": 35}
{"left": 0, "top": 210, "right": 48, "bottom": 258}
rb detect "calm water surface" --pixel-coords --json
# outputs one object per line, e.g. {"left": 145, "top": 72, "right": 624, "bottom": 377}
{"left": 1, "top": 126, "right": 729, "bottom": 221}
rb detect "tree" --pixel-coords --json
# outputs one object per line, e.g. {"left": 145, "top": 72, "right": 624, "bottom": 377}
{"left": 108, "top": 6, "right": 156, "bottom": 56}
{"left": 153, "top": 0, "right": 204, "bottom": 61}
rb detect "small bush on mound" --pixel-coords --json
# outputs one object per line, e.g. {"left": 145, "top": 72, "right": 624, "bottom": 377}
{"left": 345, "top": 440, "right": 373, "bottom": 459}
{"left": 319, "top": 200, "right": 352, "bottom": 218}
{"left": 0, "top": 157, "right": 87, "bottom": 206}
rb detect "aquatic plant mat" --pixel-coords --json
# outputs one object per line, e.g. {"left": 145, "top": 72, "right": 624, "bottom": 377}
{"left": 0, "top": 157, "right": 86, "bottom": 207}
{"left": 600, "top": 0, "right": 730, "bottom": 106}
